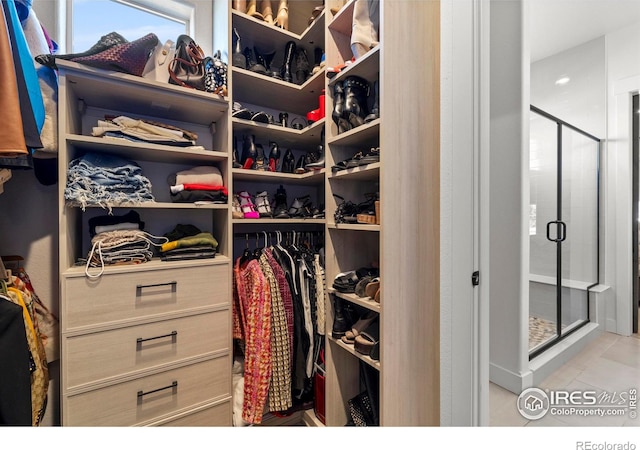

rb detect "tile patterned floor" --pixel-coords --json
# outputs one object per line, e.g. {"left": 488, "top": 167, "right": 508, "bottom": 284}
{"left": 529, "top": 316, "right": 556, "bottom": 350}
{"left": 491, "top": 331, "right": 640, "bottom": 426}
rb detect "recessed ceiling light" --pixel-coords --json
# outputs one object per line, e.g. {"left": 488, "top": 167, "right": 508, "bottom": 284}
{"left": 555, "top": 76, "right": 570, "bottom": 85}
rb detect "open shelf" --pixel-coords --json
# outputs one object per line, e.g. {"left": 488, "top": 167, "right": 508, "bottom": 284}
{"left": 232, "top": 67, "right": 325, "bottom": 115}
{"left": 66, "top": 135, "right": 228, "bottom": 164}
{"left": 328, "top": 45, "right": 380, "bottom": 87}
{"left": 233, "top": 218, "right": 325, "bottom": 225}
{"left": 232, "top": 117, "right": 324, "bottom": 150}
{"left": 56, "top": 60, "right": 228, "bottom": 126}
{"left": 66, "top": 201, "right": 228, "bottom": 210}
{"left": 328, "top": 162, "right": 380, "bottom": 181}
{"left": 328, "top": 288, "right": 380, "bottom": 313}
{"left": 329, "top": 336, "right": 380, "bottom": 371}
{"left": 327, "top": 223, "right": 380, "bottom": 232}
{"left": 327, "top": 0, "right": 356, "bottom": 35}
{"left": 232, "top": 168, "right": 325, "bottom": 184}
{"left": 327, "top": 119, "right": 380, "bottom": 147}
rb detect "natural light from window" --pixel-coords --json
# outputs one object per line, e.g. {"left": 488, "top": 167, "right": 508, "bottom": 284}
{"left": 72, "top": 0, "right": 186, "bottom": 52}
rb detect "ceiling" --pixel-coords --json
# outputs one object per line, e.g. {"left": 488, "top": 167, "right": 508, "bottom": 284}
{"left": 530, "top": 0, "right": 640, "bottom": 61}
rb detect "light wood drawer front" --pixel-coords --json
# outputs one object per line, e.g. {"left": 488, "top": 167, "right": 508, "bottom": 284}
{"left": 64, "top": 264, "right": 229, "bottom": 328}
{"left": 65, "top": 311, "right": 229, "bottom": 389}
{"left": 65, "top": 355, "right": 230, "bottom": 426}
{"left": 159, "top": 402, "right": 231, "bottom": 426}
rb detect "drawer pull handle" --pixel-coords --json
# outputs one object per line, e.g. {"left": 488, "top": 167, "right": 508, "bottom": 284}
{"left": 137, "top": 381, "right": 178, "bottom": 399}
{"left": 136, "top": 281, "right": 177, "bottom": 296}
{"left": 136, "top": 331, "right": 177, "bottom": 348}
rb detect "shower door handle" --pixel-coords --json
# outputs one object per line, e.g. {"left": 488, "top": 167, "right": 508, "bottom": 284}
{"left": 546, "top": 220, "right": 567, "bottom": 242}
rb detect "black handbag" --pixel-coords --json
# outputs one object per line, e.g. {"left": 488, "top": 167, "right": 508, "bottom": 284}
{"left": 169, "top": 35, "right": 206, "bottom": 91}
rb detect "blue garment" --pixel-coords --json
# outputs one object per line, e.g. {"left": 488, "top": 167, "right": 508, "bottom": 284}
{"left": 3, "top": 0, "right": 44, "bottom": 135}
{"left": 65, "top": 152, "right": 155, "bottom": 211}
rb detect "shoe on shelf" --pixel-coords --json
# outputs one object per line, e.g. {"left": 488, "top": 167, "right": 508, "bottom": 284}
{"left": 273, "top": 185, "right": 290, "bottom": 218}
{"left": 331, "top": 297, "right": 356, "bottom": 339}
{"left": 255, "top": 191, "right": 272, "bottom": 217}
{"left": 354, "top": 319, "right": 380, "bottom": 360}
{"left": 232, "top": 194, "right": 244, "bottom": 219}
{"left": 281, "top": 148, "right": 296, "bottom": 173}
{"left": 332, "top": 270, "right": 359, "bottom": 293}
{"left": 241, "top": 134, "right": 258, "bottom": 169}
{"left": 238, "top": 191, "right": 260, "bottom": 219}
{"left": 274, "top": 0, "right": 289, "bottom": 30}
{"left": 268, "top": 141, "right": 281, "bottom": 172}
{"left": 288, "top": 194, "right": 311, "bottom": 217}
{"left": 364, "top": 277, "right": 380, "bottom": 298}
{"left": 341, "top": 310, "right": 378, "bottom": 344}
{"left": 294, "top": 154, "right": 309, "bottom": 174}
{"left": 231, "top": 28, "right": 247, "bottom": 69}
{"left": 252, "top": 144, "right": 269, "bottom": 171}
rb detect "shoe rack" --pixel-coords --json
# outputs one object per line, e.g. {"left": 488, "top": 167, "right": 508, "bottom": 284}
{"left": 323, "top": 0, "right": 441, "bottom": 426}
{"left": 228, "top": 0, "right": 327, "bottom": 256}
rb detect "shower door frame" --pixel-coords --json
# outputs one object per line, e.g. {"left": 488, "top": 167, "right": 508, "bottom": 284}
{"left": 529, "top": 105, "right": 601, "bottom": 360}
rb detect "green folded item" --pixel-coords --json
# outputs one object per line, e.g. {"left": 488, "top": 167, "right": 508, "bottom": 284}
{"left": 161, "top": 232, "right": 218, "bottom": 253}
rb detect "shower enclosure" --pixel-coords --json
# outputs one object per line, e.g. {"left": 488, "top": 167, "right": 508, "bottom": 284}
{"left": 528, "top": 105, "right": 601, "bottom": 359}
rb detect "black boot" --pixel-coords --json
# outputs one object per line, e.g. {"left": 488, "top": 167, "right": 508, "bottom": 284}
{"left": 231, "top": 28, "right": 247, "bottom": 69}
{"left": 273, "top": 185, "right": 290, "bottom": 218}
{"left": 244, "top": 47, "right": 267, "bottom": 75}
{"left": 332, "top": 81, "right": 350, "bottom": 134}
{"left": 294, "top": 47, "right": 310, "bottom": 84}
{"left": 281, "top": 41, "right": 296, "bottom": 83}
{"left": 343, "top": 76, "right": 370, "bottom": 129}
{"left": 241, "top": 135, "right": 258, "bottom": 169}
{"left": 365, "top": 79, "right": 379, "bottom": 123}
{"left": 332, "top": 297, "right": 354, "bottom": 339}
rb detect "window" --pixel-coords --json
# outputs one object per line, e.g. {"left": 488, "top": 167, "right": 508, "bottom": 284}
{"left": 70, "top": 0, "right": 191, "bottom": 52}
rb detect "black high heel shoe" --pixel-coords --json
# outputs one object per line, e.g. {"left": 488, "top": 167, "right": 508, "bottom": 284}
{"left": 233, "top": 136, "right": 242, "bottom": 168}
{"left": 241, "top": 135, "right": 258, "bottom": 169}
{"left": 268, "top": 141, "right": 281, "bottom": 172}
{"left": 244, "top": 47, "right": 267, "bottom": 75}
{"left": 295, "top": 47, "right": 310, "bottom": 84}
{"left": 36, "top": 32, "right": 128, "bottom": 69}
{"left": 231, "top": 28, "right": 246, "bottom": 69}
{"left": 252, "top": 144, "right": 268, "bottom": 171}
{"left": 281, "top": 148, "right": 296, "bottom": 173}
{"left": 332, "top": 82, "right": 351, "bottom": 134}
{"left": 343, "top": 76, "right": 370, "bottom": 129}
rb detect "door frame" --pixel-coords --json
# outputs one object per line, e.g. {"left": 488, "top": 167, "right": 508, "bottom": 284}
{"left": 633, "top": 93, "right": 639, "bottom": 334}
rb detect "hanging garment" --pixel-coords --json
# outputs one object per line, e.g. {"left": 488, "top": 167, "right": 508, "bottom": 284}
{"left": 6, "top": 286, "right": 48, "bottom": 426}
{"left": 0, "top": 5, "right": 28, "bottom": 157}
{"left": 2, "top": 0, "right": 44, "bottom": 146}
{"left": 313, "top": 253, "right": 326, "bottom": 335}
{"left": 264, "top": 248, "right": 295, "bottom": 371}
{"left": 0, "top": 296, "right": 31, "bottom": 426}
{"left": 234, "top": 256, "right": 272, "bottom": 424}
{"left": 258, "top": 252, "right": 292, "bottom": 412}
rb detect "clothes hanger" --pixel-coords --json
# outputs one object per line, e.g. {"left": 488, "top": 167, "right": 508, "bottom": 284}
{"left": 240, "top": 233, "right": 253, "bottom": 264}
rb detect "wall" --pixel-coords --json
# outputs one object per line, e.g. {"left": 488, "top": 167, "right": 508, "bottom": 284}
{"left": 605, "top": 21, "right": 640, "bottom": 335}
{"left": 488, "top": 0, "right": 532, "bottom": 394}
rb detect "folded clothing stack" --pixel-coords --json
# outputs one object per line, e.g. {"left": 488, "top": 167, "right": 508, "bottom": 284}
{"left": 85, "top": 229, "right": 168, "bottom": 278}
{"left": 64, "top": 152, "right": 155, "bottom": 212}
{"left": 92, "top": 115, "right": 200, "bottom": 148}
{"left": 160, "top": 224, "right": 218, "bottom": 261}
{"left": 88, "top": 210, "right": 145, "bottom": 237}
{"left": 168, "top": 165, "right": 228, "bottom": 204}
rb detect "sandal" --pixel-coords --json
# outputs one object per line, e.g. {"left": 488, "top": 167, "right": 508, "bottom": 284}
{"left": 341, "top": 310, "right": 377, "bottom": 344}
{"left": 334, "top": 194, "right": 358, "bottom": 223}
{"left": 364, "top": 278, "right": 380, "bottom": 299}
{"left": 354, "top": 319, "right": 380, "bottom": 360}
{"left": 254, "top": 191, "right": 272, "bottom": 217}
{"left": 238, "top": 191, "right": 260, "bottom": 219}
{"left": 332, "top": 270, "right": 359, "bottom": 293}
{"left": 355, "top": 275, "right": 373, "bottom": 298}
{"left": 252, "top": 144, "right": 269, "bottom": 171}
{"left": 288, "top": 194, "right": 312, "bottom": 217}
{"left": 232, "top": 194, "right": 244, "bottom": 219}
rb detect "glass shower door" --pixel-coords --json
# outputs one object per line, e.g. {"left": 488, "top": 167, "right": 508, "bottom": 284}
{"left": 561, "top": 128, "right": 599, "bottom": 335}
{"left": 529, "top": 110, "right": 559, "bottom": 352}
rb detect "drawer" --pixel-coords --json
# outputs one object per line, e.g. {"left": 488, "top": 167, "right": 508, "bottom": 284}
{"left": 64, "top": 355, "right": 231, "bottom": 426}
{"left": 63, "top": 264, "right": 229, "bottom": 329}
{"left": 64, "top": 310, "right": 230, "bottom": 389}
{"left": 158, "top": 402, "right": 231, "bottom": 426}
